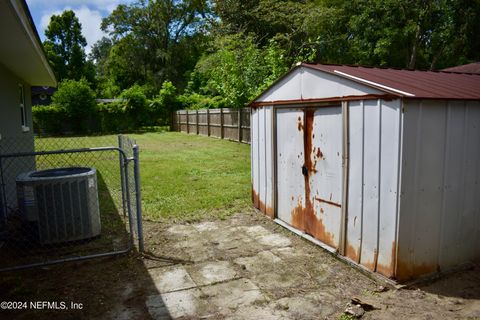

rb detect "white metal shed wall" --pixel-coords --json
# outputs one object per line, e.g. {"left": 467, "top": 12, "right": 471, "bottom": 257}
{"left": 256, "top": 67, "right": 383, "bottom": 103}
{"left": 346, "top": 99, "right": 402, "bottom": 278}
{"left": 397, "top": 99, "right": 480, "bottom": 281}
{"left": 251, "top": 106, "right": 274, "bottom": 217}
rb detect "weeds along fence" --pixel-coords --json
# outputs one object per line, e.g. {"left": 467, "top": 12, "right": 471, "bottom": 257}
{"left": 0, "top": 134, "right": 143, "bottom": 271}
{"left": 173, "top": 108, "right": 250, "bottom": 143}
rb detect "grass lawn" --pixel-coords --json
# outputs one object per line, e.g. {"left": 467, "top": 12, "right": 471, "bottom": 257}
{"left": 134, "top": 132, "right": 251, "bottom": 222}
{"left": 36, "top": 131, "right": 252, "bottom": 223}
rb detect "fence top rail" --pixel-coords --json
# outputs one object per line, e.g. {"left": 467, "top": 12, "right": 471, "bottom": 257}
{"left": 0, "top": 146, "right": 130, "bottom": 162}
{"left": 176, "top": 107, "right": 250, "bottom": 114}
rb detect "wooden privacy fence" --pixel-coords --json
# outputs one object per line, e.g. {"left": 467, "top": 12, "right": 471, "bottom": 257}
{"left": 173, "top": 108, "right": 250, "bottom": 143}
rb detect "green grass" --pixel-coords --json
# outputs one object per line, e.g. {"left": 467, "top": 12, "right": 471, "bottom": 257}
{"left": 135, "top": 132, "right": 251, "bottom": 222}
{"left": 36, "top": 132, "right": 251, "bottom": 223}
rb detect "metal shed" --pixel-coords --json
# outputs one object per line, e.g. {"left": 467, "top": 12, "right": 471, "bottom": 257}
{"left": 250, "top": 63, "right": 480, "bottom": 282}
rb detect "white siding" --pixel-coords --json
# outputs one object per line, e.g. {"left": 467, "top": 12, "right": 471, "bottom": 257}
{"left": 359, "top": 99, "right": 381, "bottom": 271}
{"left": 346, "top": 99, "right": 401, "bottom": 277}
{"left": 398, "top": 100, "right": 480, "bottom": 281}
{"left": 251, "top": 106, "right": 274, "bottom": 216}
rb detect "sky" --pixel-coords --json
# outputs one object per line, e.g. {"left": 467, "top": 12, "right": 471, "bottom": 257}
{"left": 25, "top": 0, "right": 135, "bottom": 55}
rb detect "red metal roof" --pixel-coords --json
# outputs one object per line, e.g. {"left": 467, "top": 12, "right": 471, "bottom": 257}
{"left": 302, "top": 63, "right": 480, "bottom": 100}
{"left": 441, "top": 62, "right": 480, "bottom": 75}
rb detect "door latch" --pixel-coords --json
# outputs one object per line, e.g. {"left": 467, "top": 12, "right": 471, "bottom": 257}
{"left": 302, "top": 165, "right": 308, "bottom": 176}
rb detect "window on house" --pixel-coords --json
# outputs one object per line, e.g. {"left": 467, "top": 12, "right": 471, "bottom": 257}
{"left": 19, "top": 84, "right": 28, "bottom": 131}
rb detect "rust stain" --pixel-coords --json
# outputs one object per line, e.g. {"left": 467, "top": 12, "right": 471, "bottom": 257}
{"left": 253, "top": 186, "right": 274, "bottom": 219}
{"left": 304, "top": 109, "right": 317, "bottom": 174}
{"left": 345, "top": 241, "right": 360, "bottom": 263}
{"left": 396, "top": 261, "right": 438, "bottom": 282}
{"left": 259, "top": 198, "right": 266, "bottom": 214}
{"left": 290, "top": 109, "right": 336, "bottom": 249}
{"left": 361, "top": 249, "right": 378, "bottom": 272}
{"left": 265, "top": 206, "right": 274, "bottom": 218}
{"left": 395, "top": 246, "right": 438, "bottom": 281}
{"left": 376, "top": 241, "right": 397, "bottom": 278}
{"left": 316, "top": 148, "right": 323, "bottom": 159}
{"left": 291, "top": 201, "right": 336, "bottom": 248}
{"left": 320, "top": 208, "right": 324, "bottom": 213}
{"left": 314, "top": 197, "right": 341, "bottom": 208}
{"left": 252, "top": 186, "right": 259, "bottom": 209}
{"left": 297, "top": 116, "right": 304, "bottom": 131}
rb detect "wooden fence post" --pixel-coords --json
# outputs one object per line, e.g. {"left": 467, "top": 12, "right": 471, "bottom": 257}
{"left": 238, "top": 109, "right": 242, "bottom": 142}
{"left": 220, "top": 108, "right": 224, "bottom": 139}
{"left": 186, "top": 110, "right": 189, "bottom": 134}
{"left": 176, "top": 111, "right": 179, "bottom": 132}
{"left": 207, "top": 108, "right": 210, "bottom": 136}
{"left": 196, "top": 109, "right": 199, "bottom": 135}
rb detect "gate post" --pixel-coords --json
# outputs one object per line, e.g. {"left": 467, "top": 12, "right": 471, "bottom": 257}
{"left": 132, "top": 145, "right": 144, "bottom": 252}
{"left": 118, "top": 135, "right": 127, "bottom": 217}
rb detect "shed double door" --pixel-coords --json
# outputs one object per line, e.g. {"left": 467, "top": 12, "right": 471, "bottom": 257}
{"left": 276, "top": 107, "right": 343, "bottom": 249}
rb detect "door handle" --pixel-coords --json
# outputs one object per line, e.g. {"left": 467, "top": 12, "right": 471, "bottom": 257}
{"left": 302, "top": 165, "right": 308, "bottom": 176}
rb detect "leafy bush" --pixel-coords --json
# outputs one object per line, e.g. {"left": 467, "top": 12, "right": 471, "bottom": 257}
{"left": 52, "top": 78, "right": 96, "bottom": 117}
{"left": 32, "top": 105, "right": 66, "bottom": 134}
{"left": 177, "top": 93, "right": 226, "bottom": 110}
{"left": 120, "top": 84, "right": 148, "bottom": 127}
{"left": 149, "top": 81, "right": 179, "bottom": 125}
{"left": 96, "top": 101, "right": 130, "bottom": 132}
{"left": 50, "top": 78, "right": 96, "bottom": 132}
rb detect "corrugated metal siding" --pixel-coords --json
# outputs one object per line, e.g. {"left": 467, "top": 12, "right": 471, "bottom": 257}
{"left": 398, "top": 100, "right": 480, "bottom": 281}
{"left": 346, "top": 99, "right": 402, "bottom": 277}
{"left": 345, "top": 99, "right": 402, "bottom": 277}
{"left": 251, "top": 106, "right": 274, "bottom": 217}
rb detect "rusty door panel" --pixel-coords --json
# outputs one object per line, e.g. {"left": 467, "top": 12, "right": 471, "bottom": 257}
{"left": 308, "top": 107, "right": 343, "bottom": 248}
{"left": 276, "top": 106, "right": 342, "bottom": 250}
{"left": 276, "top": 108, "right": 306, "bottom": 226}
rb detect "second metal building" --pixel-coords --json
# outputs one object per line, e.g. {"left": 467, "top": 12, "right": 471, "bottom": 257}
{"left": 250, "top": 63, "right": 480, "bottom": 282}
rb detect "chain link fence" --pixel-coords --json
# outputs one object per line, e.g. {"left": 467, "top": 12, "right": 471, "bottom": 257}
{"left": 0, "top": 134, "right": 143, "bottom": 271}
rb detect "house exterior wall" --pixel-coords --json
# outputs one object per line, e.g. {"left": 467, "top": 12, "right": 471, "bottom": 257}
{"left": 0, "top": 62, "right": 36, "bottom": 216}
{"left": 397, "top": 99, "right": 480, "bottom": 281}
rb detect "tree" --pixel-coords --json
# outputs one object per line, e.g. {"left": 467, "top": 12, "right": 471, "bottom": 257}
{"left": 192, "top": 33, "right": 288, "bottom": 107}
{"left": 100, "top": 0, "right": 210, "bottom": 91}
{"left": 43, "top": 10, "right": 93, "bottom": 81}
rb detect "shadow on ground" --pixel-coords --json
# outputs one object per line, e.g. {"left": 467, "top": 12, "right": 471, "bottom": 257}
{"left": 0, "top": 172, "right": 169, "bottom": 320}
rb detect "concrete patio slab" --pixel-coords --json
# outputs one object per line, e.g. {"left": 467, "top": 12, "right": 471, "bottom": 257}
{"left": 187, "top": 260, "right": 239, "bottom": 286}
{"left": 149, "top": 265, "right": 196, "bottom": 293}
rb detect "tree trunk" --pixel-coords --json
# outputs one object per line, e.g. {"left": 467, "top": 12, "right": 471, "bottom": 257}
{"left": 408, "top": 25, "right": 421, "bottom": 69}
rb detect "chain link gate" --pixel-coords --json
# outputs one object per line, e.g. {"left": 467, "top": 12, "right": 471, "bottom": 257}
{"left": 0, "top": 135, "right": 143, "bottom": 271}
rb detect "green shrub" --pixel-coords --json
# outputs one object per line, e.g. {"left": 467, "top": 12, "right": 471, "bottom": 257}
{"left": 177, "top": 93, "right": 226, "bottom": 110}
{"left": 52, "top": 78, "right": 96, "bottom": 117}
{"left": 51, "top": 78, "right": 96, "bottom": 132}
{"left": 149, "top": 81, "right": 179, "bottom": 125}
{"left": 120, "top": 84, "right": 148, "bottom": 127}
{"left": 32, "top": 105, "right": 66, "bottom": 134}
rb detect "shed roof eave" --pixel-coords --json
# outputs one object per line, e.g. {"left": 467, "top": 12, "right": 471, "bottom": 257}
{"left": 250, "top": 93, "right": 399, "bottom": 108}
